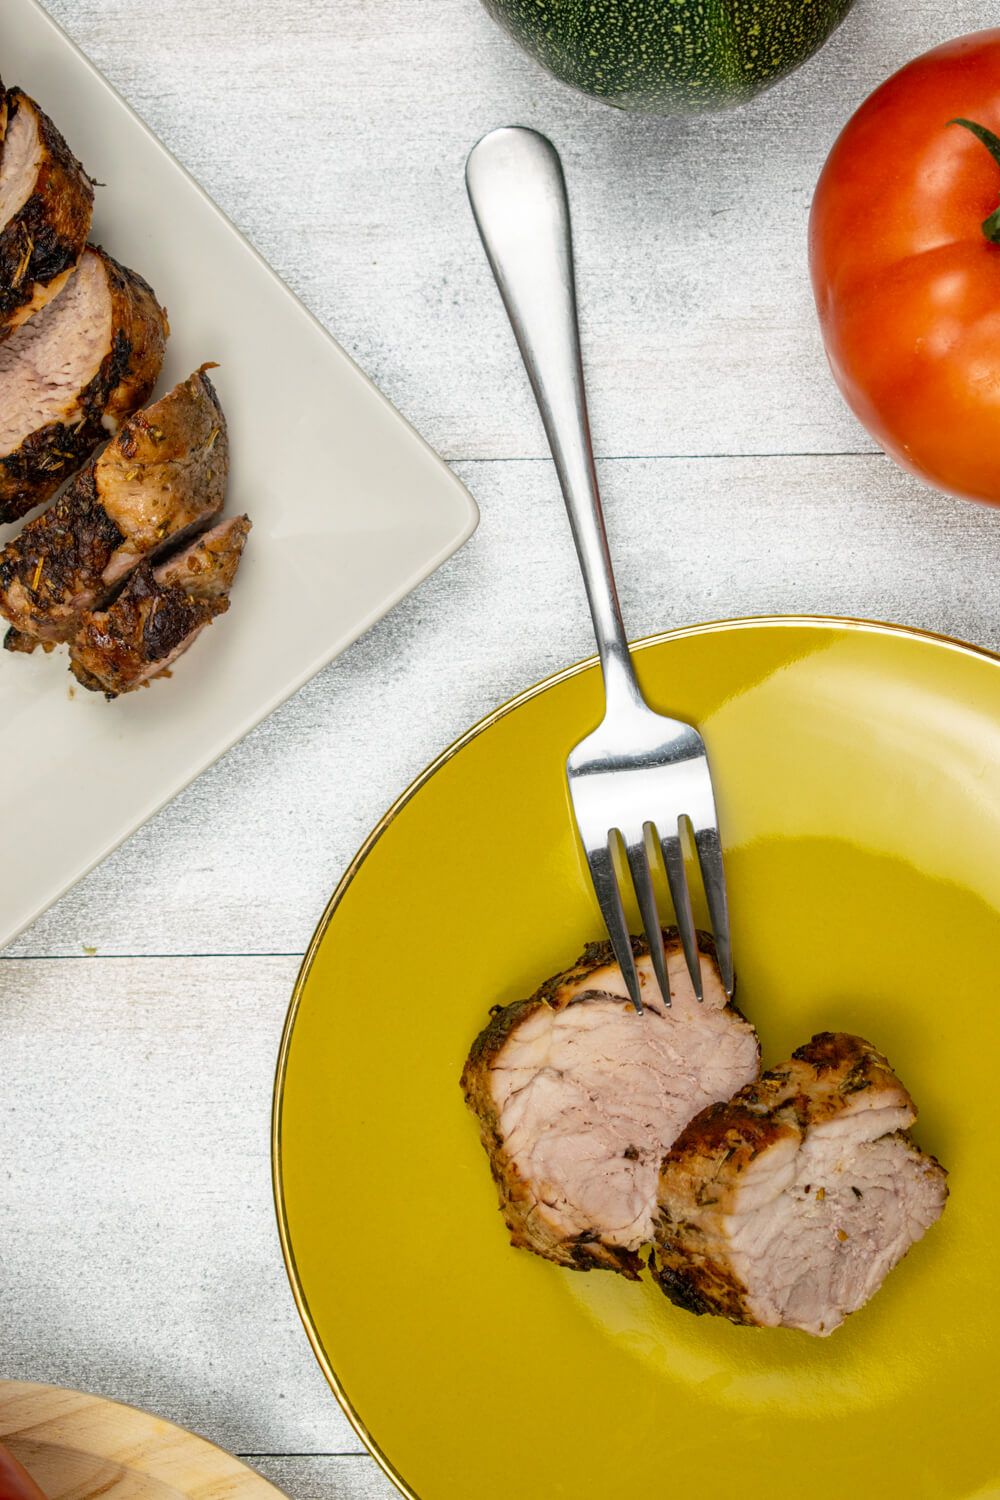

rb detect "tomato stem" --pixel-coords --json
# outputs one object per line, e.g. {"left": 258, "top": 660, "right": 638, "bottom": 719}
{"left": 949, "top": 118, "right": 1000, "bottom": 244}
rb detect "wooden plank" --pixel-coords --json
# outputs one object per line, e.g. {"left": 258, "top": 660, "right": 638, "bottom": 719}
{"left": 246, "top": 1456, "right": 399, "bottom": 1500}
{"left": 37, "top": 0, "right": 998, "bottom": 461}
{"left": 6, "top": 8, "right": 1000, "bottom": 1496}
{"left": 0, "top": 957, "right": 357, "bottom": 1455}
{"left": 6, "top": 452, "right": 1000, "bottom": 959}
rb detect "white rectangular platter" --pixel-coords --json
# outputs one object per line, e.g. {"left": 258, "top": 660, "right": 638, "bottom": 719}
{"left": 0, "top": 0, "right": 478, "bottom": 951}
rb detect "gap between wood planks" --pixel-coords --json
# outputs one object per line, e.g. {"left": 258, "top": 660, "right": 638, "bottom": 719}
{"left": 0, "top": 951, "right": 307, "bottom": 961}
{"left": 451, "top": 449, "right": 877, "bottom": 463}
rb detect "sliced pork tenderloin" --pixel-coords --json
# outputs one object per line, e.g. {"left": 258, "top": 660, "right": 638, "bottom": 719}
{"left": 652, "top": 1032, "right": 947, "bottom": 1336}
{"left": 461, "top": 931, "right": 760, "bottom": 1277}
{"left": 0, "top": 88, "right": 93, "bottom": 338}
{"left": 0, "top": 367, "right": 227, "bottom": 649}
{"left": 0, "top": 245, "right": 167, "bottom": 524}
{"left": 70, "top": 514, "right": 250, "bottom": 696}
{"left": 155, "top": 512, "right": 249, "bottom": 599}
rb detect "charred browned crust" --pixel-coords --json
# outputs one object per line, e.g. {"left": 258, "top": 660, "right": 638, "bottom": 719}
{"left": 0, "top": 90, "right": 94, "bottom": 337}
{"left": 0, "top": 245, "right": 168, "bottom": 524}
{"left": 69, "top": 513, "right": 250, "bottom": 697}
{"left": 3, "top": 625, "right": 39, "bottom": 653}
{"left": 736, "top": 1032, "right": 914, "bottom": 1129}
{"left": 461, "top": 928, "right": 745, "bottom": 1279}
{"left": 0, "top": 368, "right": 225, "bottom": 648}
{"left": 1, "top": 466, "right": 125, "bottom": 647}
{"left": 103, "top": 365, "right": 225, "bottom": 512}
{"left": 68, "top": 563, "right": 224, "bottom": 697}
{"left": 158, "top": 514, "right": 251, "bottom": 599}
{"left": 652, "top": 1247, "right": 759, "bottom": 1323}
{"left": 651, "top": 1033, "right": 944, "bottom": 1326}
{"left": 791, "top": 1031, "right": 893, "bottom": 1081}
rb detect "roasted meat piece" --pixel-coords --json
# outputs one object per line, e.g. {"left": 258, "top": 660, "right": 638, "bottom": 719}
{"left": 0, "top": 88, "right": 94, "bottom": 338}
{"left": 154, "top": 512, "right": 249, "bottom": 599}
{"left": 461, "top": 932, "right": 760, "bottom": 1277}
{"left": 70, "top": 514, "right": 250, "bottom": 696}
{"left": 0, "top": 244, "right": 167, "bottom": 524}
{"left": 652, "top": 1032, "right": 947, "bottom": 1336}
{"left": 0, "top": 367, "right": 228, "bottom": 648}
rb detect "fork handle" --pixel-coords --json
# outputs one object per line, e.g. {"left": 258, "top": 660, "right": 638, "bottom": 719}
{"left": 466, "top": 127, "right": 643, "bottom": 716}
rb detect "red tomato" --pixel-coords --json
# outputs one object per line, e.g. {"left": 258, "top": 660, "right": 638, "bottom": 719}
{"left": 0, "top": 1445, "right": 46, "bottom": 1500}
{"left": 810, "top": 30, "right": 1000, "bottom": 503}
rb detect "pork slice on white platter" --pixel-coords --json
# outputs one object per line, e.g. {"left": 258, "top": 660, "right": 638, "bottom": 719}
{"left": 69, "top": 513, "right": 251, "bottom": 697}
{"left": 0, "top": 245, "right": 167, "bottom": 524}
{"left": 652, "top": 1032, "right": 947, "bottom": 1335}
{"left": 0, "top": 366, "right": 228, "bottom": 653}
{"left": 462, "top": 931, "right": 760, "bottom": 1276}
{"left": 0, "top": 86, "right": 94, "bottom": 339}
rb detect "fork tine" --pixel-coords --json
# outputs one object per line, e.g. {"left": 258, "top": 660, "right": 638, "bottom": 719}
{"left": 586, "top": 834, "right": 644, "bottom": 1014}
{"left": 693, "top": 821, "right": 734, "bottom": 995}
{"left": 624, "top": 826, "right": 670, "bottom": 1007}
{"left": 660, "top": 828, "right": 703, "bottom": 1002}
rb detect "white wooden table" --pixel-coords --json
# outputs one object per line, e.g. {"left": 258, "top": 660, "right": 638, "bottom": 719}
{"left": 2, "top": 2, "right": 998, "bottom": 1496}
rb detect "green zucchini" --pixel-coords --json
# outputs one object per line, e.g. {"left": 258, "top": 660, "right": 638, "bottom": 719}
{"left": 482, "top": 0, "right": 855, "bottom": 114}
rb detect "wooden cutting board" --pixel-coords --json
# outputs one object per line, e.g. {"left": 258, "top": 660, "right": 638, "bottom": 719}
{"left": 0, "top": 1382, "right": 289, "bottom": 1500}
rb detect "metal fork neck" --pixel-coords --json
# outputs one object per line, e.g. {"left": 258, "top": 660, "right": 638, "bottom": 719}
{"left": 465, "top": 126, "right": 643, "bottom": 721}
{"left": 540, "top": 371, "right": 643, "bottom": 719}
{"left": 595, "top": 631, "right": 646, "bottom": 720}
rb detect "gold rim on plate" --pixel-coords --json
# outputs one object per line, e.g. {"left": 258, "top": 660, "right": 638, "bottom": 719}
{"left": 271, "top": 612, "right": 1000, "bottom": 1500}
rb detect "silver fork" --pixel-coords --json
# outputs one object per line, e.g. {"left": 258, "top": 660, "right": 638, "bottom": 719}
{"left": 466, "top": 125, "right": 733, "bottom": 1014}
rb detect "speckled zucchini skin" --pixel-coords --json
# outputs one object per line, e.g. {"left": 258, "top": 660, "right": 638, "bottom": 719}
{"left": 482, "top": 0, "right": 855, "bottom": 113}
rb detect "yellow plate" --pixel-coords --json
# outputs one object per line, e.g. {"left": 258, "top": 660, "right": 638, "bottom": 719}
{"left": 274, "top": 618, "right": 1000, "bottom": 1500}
